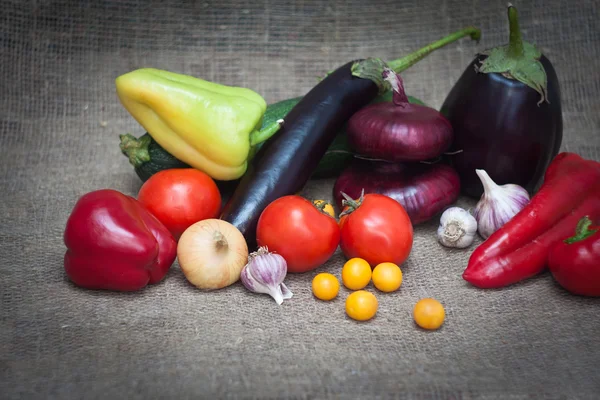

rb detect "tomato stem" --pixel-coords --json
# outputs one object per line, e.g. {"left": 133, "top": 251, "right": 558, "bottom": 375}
{"left": 339, "top": 189, "right": 365, "bottom": 217}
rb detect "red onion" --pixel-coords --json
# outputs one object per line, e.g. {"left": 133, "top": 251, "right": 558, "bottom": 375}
{"left": 333, "top": 158, "right": 461, "bottom": 225}
{"left": 346, "top": 68, "right": 453, "bottom": 162}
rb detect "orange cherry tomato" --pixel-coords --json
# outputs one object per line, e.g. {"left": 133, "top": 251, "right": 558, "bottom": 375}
{"left": 372, "top": 262, "right": 403, "bottom": 292}
{"left": 413, "top": 298, "right": 446, "bottom": 330}
{"left": 345, "top": 290, "right": 378, "bottom": 321}
{"left": 312, "top": 273, "right": 340, "bottom": 301}
{"left": 341, "top": 258, "right": 372, "bottom": 290}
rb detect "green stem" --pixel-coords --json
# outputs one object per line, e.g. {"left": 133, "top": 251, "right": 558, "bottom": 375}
{"left": 339, "top": 189, "right": 365, "bottom": 217}
{"left": 119, "top": 133, "right": 151, "bottom": 167}
{"left": 249, "top": 119, "right": 284, "bottom": 146}
{"left": 506, "top": 4, "right": 524, "bottom": 59}
{"left": 352, "top": 26, "right": 481, "bottom": 92}
{"left": 564, "top": 216, "right": 598, "bottom": 244}
{"left": 388, "top": 26, "right": 481, "bottom": 73}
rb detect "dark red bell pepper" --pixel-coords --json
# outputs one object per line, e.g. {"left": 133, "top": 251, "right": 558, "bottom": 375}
{"left": 463, "top": 152, "right": 600, "bottom": 288}
{"left": 64, "top": 189, "right": 177, "bottom": 291}
{"left": 548, "top": 216, "right": 600, "bottom": 296}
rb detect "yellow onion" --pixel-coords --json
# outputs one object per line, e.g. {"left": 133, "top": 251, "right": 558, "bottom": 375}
{"left": 177, "top": 219, "right": 248, "bottom": 290}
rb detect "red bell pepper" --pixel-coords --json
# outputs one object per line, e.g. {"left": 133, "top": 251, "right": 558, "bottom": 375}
{"left": 548, "top": 216, "right": 600, "bottom": 296}
{"left": 64, "top": 189, "right": 177, "bottom": 291}
{"left": 463, "top": 152, "right": 600, "bottom": 288}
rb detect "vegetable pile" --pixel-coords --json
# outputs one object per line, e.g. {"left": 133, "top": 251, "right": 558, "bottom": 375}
{"left": 62, "top": 5, "right": 599, "bottom": 333}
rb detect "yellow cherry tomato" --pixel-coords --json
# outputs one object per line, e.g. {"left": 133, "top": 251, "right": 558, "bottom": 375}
{"left": 341, "top": 258, "right": 372, "bottom": 290}
{"left": 345, "top": 290, "right": 378, "bottom": 321}
{"left": 413, "top": 298, "right": 445, "bottom": 330}
{"left": 372, "top": 262, "right": 403, "bottom": 292}
{"left": 312, "top": 199, "right": 336, "bottom": 218}
{"left": 312, "top": 273, "right": 340, "bottom": 301}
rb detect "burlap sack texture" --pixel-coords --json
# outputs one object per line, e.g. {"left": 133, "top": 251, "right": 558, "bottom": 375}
{"left": 1, "top": 0, "right": 599, "bottom": 399}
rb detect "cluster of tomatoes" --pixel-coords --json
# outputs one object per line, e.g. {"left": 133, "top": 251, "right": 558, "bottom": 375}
{"left": 256, "top": 192, "right": 414, "bottom": 273}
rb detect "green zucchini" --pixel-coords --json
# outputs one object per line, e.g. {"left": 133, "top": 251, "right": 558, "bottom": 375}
{"left": 119, "top": 93, "right": 426, "bottom": 182}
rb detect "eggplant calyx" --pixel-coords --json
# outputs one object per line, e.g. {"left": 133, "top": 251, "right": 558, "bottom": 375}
{"left": 339, "top": 189, "right": 365, "bottom": 218}
{"left": 475, "top": 4, "right": 548, "bottom": 105}
{"left": 351, "top": 58, "right": 392, "bottom": 94}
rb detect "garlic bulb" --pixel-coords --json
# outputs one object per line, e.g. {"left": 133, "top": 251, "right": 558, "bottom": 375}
{"left": 240, "top": 247, "right": 293, "bottom": 305}
{"left": 437, "top": 207, "right": 478, "bottom": 248}
{"left": 473, "top": 169, "right": 530, "bottom": 239}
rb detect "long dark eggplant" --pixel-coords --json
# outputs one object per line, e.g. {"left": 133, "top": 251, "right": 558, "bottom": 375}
{"left": 220, "top": 61, "right": 378, "bottom": 248}
{"left": 220, "top": 27, "right": 481, "bottom": 249}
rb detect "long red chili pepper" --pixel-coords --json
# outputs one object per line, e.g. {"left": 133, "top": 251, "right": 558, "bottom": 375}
{"left": 463, "top": 152, "right": 600, "bottom": 288}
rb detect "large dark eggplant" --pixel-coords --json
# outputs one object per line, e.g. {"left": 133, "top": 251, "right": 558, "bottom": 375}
{"left": 440, "top": 5, "right": 562, "bottom": 198}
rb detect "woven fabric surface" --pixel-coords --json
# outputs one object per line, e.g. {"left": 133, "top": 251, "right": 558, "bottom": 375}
{"left": 1, "top": 0, "right": 600, "bottom": 399}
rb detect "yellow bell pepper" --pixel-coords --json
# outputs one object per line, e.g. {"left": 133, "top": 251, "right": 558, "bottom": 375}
{"left": 115, "top": 68, "right": 282, "bottom": 181}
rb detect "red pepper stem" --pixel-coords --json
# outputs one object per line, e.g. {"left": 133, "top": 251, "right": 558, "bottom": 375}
{"left": 564, "top": 216, "right": 599, "bottom": 244}
{"left": 382, "top": 68, "right": 409, "bottom": 106}
{"left": 507, "top": 4, "right": 525, "bottom": 59}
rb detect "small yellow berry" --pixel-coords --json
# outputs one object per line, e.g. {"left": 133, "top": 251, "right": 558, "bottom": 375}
{"left": 413, "top": 298, "right": 445, "bottom": 330}
{"left": 341, "top": 258, "right": 372, "bottom": 290}
{"left": 345, "top": 290, "right": 378, "bottom": 321}
{"left": 372, "top": 262, "right": 403, "bottom": 292}
{"left": 312, "top": 273, "right": 340, "bottom": 301}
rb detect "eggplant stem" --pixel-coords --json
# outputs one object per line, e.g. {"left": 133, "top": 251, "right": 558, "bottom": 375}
{"left": 507, "top": 4, "right": 525, "bottom": 59}
{"left": 388, "top": 27, "right": 481, "bottom": 73}
{"left": 351, "top": 27, "right": 481, "bottom": 92}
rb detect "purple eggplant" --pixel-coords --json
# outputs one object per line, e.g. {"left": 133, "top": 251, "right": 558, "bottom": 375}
{"left": 440, "top": 5, "right": 563, "bottom": 198}
{"left": 333, "top": 158, "right": 461, "bottom": 225}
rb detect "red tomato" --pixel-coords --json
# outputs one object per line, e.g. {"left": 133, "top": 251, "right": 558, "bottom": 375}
{"left": 137, "top": 169, "right": 221, "bottom": 240}
{"left": 339, "top": 193, "right": 413, "bottom": 267}
{"left": 256, "top": 195, "right": 340, "bottom": 273}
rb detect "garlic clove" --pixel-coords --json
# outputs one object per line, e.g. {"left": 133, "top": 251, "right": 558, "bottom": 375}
{"left": 473, "top": 169, "right": 530, "bottom": 239}
{"left": 280, "top": 282, "right": 293, "bottom": 300}
{"left": 240, "top": 247, "right": 293, "bottom": 305}
{"left": 268, "top": 283, "right": 294, "bottom": 306}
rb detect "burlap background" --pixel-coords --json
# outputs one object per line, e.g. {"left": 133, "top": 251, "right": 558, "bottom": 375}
{"left": 2, "top": 0, "right": 599, "bottom": 399}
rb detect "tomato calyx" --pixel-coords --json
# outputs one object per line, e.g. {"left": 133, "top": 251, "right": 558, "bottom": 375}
{"left": 339, "top": 189, "right": 365, "bottom": 218}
